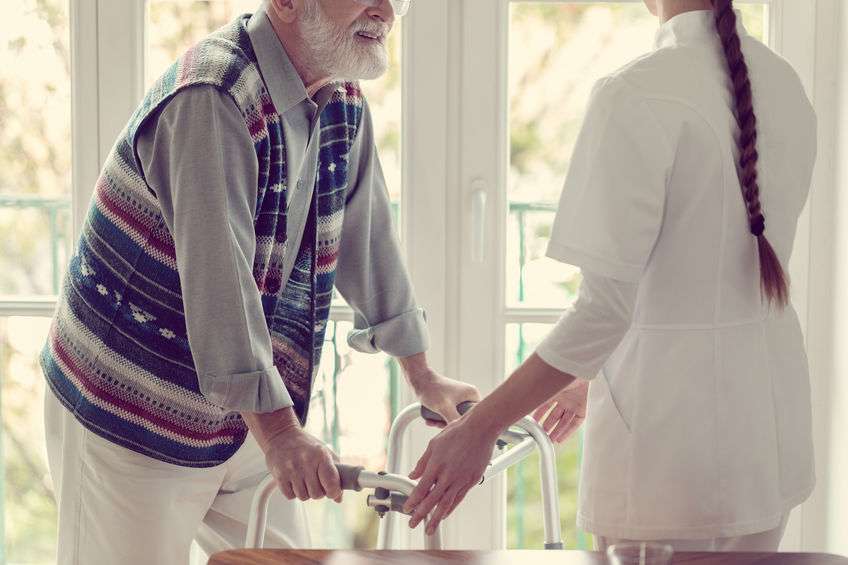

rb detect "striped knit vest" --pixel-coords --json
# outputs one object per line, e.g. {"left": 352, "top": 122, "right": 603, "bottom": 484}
{"left": 40, "top": 15, "right": 364, "bottom": 467}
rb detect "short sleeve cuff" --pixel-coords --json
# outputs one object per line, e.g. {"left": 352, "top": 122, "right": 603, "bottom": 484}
{"left": 535, "top": 341, "right": 602, "bottom": 382}
{"left": 546, "top": 241, "right": 644, "bottom": 283}
{"left": 199, "top": 366, "right": 294, "bottom": 413}
{"left": 347, "top": 307, "right": 429, "bottom": 357}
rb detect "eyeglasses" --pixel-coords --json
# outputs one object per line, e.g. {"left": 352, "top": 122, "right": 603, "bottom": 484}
{"left": 354, "top": 0, "right": 412, "bottom": 17}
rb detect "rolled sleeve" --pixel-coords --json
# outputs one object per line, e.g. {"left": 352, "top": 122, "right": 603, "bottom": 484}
{"left": 334, "top": 99, "right": 429, "bottom": 358}
{"left": 136, "top": 86, "right": 293, "bottom": 413}
{"left": 347, "top": 307, "right": 429, "bottom": 356}
{"left": 535, "top": 271, "right": 637, "bottom": 380}
{"left": 199, "top": 367, "right": 292, "bottom": 412}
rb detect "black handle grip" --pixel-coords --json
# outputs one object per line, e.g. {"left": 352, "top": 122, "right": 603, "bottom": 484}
{"left": 336, "top": 464, "right": 364, "bottom": 491}
{"left": 420, "top": 401, "right": 476, "bottom": 424}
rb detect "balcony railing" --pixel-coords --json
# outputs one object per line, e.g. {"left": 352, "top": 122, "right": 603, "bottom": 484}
{"left": 0, "top": 195, "right": 72, "bottom": 296}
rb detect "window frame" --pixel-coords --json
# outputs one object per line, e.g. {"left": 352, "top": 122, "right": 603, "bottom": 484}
{"left": 0, "top": 0, "right": 837, "bottom": 555}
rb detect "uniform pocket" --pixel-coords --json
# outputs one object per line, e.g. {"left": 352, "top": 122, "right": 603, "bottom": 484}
{"left": 579, "top": 369, "right": 633, "bottom": 525}
{"left": 601, "top": 370, "right": 633, "bottom": 434}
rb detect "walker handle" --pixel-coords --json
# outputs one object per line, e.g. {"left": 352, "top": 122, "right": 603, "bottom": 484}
{"left": 420, "top": 401, "right": 476, "bottom": 424}
{"left": 336, "top": 464, "right": 365, "bottom": 492}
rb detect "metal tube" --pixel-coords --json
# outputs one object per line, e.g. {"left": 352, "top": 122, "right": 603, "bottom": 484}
{"left": 377, "top": 403, "right": 421, "bottom": 549}
{"left": 484, "top": 438, "right": 536, "bottom": 479}
{"left": 424, "top": 523, "right": 442, "bottom": 550}
{"left": 513, "top": 416, "right": 563, "bottom": 549}
{"left": 357, "top": 470, "right": 417, "bottom": 493}
{"left": 245, "top": 475, "right": 277, "bottom": 549}
{"left": 498, "top": 427, "right": 530, "bottom": 446}
{"left": 359, "top": 470, "right": 442, "bottom": 550}
{"left": 385, "top": 403, "right": 421, "bottom": 474}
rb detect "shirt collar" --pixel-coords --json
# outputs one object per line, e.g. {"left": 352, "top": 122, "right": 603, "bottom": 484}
{"left": 654, "top": 9, "right": 749, "bottom": 49}
{"left": 247, "top": 5, "right": 310, "bottom": 114}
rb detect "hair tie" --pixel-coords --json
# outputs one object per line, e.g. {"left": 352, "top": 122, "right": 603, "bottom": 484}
{"left": 750, "top": 214, "right": 765, "bottom": 237}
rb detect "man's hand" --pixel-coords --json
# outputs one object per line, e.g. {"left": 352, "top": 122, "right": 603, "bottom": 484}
{"left": 264, "top": 427, "right": 343, "bottom": 502}
{"left": 532, "top": 378, "right": 589, "bottom": 444}
{"left": 242, "top": 407, "right": 343, "bottom": 503}
{"left": 399, "top": 353, "right": 480, "bottom": 425}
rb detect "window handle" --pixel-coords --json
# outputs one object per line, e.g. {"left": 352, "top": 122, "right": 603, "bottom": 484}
{"left": 471, "top": 179, "right": 488, "bottom": 263}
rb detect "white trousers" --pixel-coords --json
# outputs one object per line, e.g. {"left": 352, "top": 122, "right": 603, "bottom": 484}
{"left": 43, "top": 390, "right": 310, "bottom": 565}
{"left": 594, "top": 514, "right": 789, "bottom": 553}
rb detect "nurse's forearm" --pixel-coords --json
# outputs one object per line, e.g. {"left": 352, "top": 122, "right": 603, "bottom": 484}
{"left": 463, "top": 353, "right": 576, "bottom": 438}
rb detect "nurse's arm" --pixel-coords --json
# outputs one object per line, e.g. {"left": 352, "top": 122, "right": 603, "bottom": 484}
{"left": 463, "top": 353, "right": 577, "bottom": 438}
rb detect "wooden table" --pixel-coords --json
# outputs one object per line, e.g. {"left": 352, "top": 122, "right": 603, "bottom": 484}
{"left": 208, "top": 549, "right": 848, "bottom": 565}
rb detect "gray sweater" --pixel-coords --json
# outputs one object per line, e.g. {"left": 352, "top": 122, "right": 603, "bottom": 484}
{"left": 134, "top": 8, "right": 428, "bottom": 414}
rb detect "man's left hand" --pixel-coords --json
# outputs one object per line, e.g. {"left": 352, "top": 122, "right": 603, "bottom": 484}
{"left": 399, "top": 355, "right": 480, "bottom": 425}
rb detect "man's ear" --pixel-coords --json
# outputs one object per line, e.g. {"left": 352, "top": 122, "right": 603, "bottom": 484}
{"left": 268, "top": 0, "right": 298, "bottom": 24}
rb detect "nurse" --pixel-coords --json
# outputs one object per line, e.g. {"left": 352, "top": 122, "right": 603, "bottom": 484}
{"left": 404, "top": 0, "right": 817, "bottom": 552}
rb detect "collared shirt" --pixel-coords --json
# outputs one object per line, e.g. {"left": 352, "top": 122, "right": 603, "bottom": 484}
{"left": 135, "top": 7, "right": 428, "bottom": 414}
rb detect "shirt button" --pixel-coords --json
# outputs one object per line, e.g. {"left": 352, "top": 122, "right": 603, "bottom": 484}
{"left": 296, "top": 179, "right": 304, "bottom": 191}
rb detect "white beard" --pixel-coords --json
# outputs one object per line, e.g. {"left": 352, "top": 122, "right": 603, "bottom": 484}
{"left": 299, "top": 1, "right": 389, "bottom": 81}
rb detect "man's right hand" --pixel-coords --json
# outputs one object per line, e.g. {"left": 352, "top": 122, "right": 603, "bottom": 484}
{"left": 264, "top": 427, "right": 343, "bottom": 503}
{"left": 241, "top": 407, "right": 343, "bottom": 503}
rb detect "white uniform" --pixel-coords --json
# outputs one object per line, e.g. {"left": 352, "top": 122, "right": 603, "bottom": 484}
{"left": 536, "top": 10, "right": 817, "bottom": 542}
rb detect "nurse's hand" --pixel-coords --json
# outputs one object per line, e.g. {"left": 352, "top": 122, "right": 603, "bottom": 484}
{"left": 403, "top": 415, "right": 499, "bottom": 534}
{"left": 532, "top": 379, "right": 589, "bottom": 443}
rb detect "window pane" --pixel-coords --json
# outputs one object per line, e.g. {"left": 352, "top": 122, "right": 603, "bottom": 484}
{"left": 1, "top": 317, "right": 56, "bottom": 563}
{"left": 0, "top": 1, "right": 72, "bottom": 296}
{"left": 506, "top": 2, "right": 768, "bottom": 309}
{"left": 145, "top": 0, "right": 258, "bottom": 86}
{"left": 304, "top": 320, "right": 400, "bottom": 548}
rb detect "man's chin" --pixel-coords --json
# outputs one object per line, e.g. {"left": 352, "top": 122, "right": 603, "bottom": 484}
{"left": 357, "top": 64, "right": 389, "bottom": 80}
{"left": 342, "top": 55, "right": 389, "bottom": 81}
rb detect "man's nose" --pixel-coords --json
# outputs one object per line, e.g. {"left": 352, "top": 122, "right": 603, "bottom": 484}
{"left": 367, "top": 0, "right": 395, "bottom": 25}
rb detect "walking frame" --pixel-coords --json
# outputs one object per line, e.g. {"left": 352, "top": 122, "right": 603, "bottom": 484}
{"left": 243, "top": 402, "right": 564, "bottom": 550}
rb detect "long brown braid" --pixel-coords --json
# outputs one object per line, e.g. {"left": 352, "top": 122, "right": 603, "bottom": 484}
{"left": 712, "top": 0, "right": 788, "bottom": 308}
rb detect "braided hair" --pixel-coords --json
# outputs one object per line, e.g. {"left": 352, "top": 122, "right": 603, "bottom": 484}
{"left": 712, "top": 0, "right": 788, "bottom": 308}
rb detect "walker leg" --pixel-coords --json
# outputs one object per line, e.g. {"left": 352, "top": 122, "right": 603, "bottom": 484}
{"left": 514, "top": 416, "right": 564, "bottom": 549}
{"left": 424, "top": 523, "right": 443, "bottom": 550}
{"left": 377, "top": 404, "right": 421, "bottom": 550}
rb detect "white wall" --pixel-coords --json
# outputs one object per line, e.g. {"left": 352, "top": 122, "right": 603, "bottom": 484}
{"left": 825, "top": 0, "right": 848, "bottom": 553}
{"left": 803, "top": 0, "right": 847, "bottom": 554}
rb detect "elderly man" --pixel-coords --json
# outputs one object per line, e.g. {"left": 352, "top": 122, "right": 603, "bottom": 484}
{"left": 40, "top": 1, "right": 478, "bottom": 563}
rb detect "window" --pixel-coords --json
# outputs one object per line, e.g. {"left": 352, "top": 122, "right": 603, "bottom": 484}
{"left": 0, "top": 0, "right": 822, "bottom": 559}
{"left": 0, "top": 1, "right": 71, "bottom": 562}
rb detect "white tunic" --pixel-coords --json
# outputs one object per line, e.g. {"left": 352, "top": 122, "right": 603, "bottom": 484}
{"left": 537, "top": 10, "right": 817, "bottom": 540}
